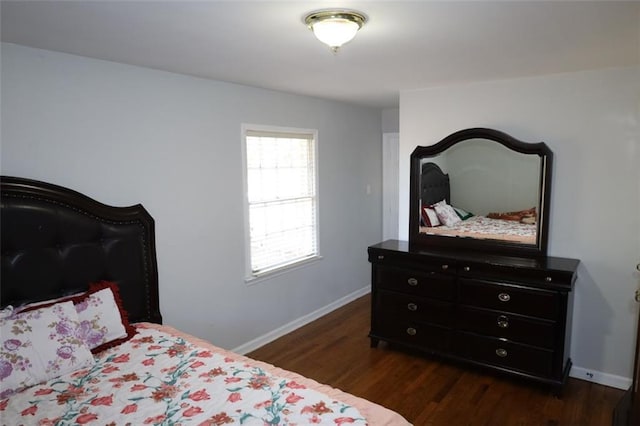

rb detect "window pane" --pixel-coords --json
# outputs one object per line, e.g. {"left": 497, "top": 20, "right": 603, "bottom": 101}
{"left": 249, "top": 199, "right": 316, "bottom": 273}
{"left": 245, "top": 129, "right": 318, "bottom": 277}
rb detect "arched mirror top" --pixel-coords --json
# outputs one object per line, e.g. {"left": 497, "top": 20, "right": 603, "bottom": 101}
{"left": 409, "top": 128, "right": 553, "bottom": 257}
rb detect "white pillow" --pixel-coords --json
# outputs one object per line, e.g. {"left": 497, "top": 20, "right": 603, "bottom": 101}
{"left": 0, "top": 301, "right": 95, "bottom": 398}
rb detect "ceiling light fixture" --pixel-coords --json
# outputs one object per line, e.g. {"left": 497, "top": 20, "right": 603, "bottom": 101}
{"left": 304, "top": 9, "right": 367, "bottom": 53}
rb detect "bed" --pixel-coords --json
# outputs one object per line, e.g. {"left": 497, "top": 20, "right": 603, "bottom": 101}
{"left": 0, "top": 176, "right": 410, "bottom": 425}
{"left": 419, "top": 162, "right": 537, "bottom": 244}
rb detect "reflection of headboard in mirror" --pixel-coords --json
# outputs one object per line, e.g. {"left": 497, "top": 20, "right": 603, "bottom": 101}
{"left": 421, "top": 163, "right": 450, "bottom": 206}
{"left": 409, "top": 128, "right": 553, "bottom": 257}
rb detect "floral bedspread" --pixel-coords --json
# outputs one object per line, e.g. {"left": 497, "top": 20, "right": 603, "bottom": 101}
{"left": 422, "top": 215, "right": 536, "bottom": 244}
{"left": 1, "top": 324, "right": 369, "bottom": 425}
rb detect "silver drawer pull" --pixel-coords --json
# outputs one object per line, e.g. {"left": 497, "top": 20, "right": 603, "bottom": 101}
{"left": 407, "top": 303, "right": 418, "bottom": 311}
{"left": 498, "top": 292, "right": 511, "bottom": 302}
{"left": 545, "top": 276, "right": 552, "bottom": 282}
{"left": 497, "top": 315, "right": 509, "bottom": 328}
{"left": 406, "top": 327, "right": 417, "bottom": 336}
{"left": 441, "top": 264, "right": 449, "bottom": 270}
{"left": 377, "top": 255, "right": 384, "bottom": 260}
{"left": 495, "top": 348, "right": 508, "bottom": 358}
{"left": 463, "top": 266, "right": 470, "bottom": 272}
{"left": 407, "top": 278, "right": 418, "bottom": 286}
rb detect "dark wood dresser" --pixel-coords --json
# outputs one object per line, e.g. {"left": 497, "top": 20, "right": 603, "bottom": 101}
{"left": 368, "top": 239, "right": 579, "bottom": 389}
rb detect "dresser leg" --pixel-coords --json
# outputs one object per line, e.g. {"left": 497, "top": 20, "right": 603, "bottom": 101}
{"left": 553, "top": 384, "right": 565, "bottom": 399}
{"left": 553, "top": 359, "right": 572, "bottom": 398}
{"left": 370, "top": 337, "right": 379, "bottom": 348}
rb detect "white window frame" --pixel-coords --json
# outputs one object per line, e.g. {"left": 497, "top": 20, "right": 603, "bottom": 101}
{"left": 241, "top": 124, "right": 321, "bottom": 283}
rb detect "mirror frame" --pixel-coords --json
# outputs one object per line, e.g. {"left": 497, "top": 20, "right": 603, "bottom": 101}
{"left": 409, "top": 128, "right": 553, "bottom": 258}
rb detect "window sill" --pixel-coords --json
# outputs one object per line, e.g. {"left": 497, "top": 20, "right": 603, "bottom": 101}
{"left": 245, "top": 255, "right": 323, "bottom": 286}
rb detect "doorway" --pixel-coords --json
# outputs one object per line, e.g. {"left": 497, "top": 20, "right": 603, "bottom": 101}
{"left": 382, "top": 133, "right": 399, "bottom": 241}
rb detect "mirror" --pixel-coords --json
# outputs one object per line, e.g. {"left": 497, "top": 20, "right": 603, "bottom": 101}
{"left": 409, "top": 128, "right": 552, "bottom": 257}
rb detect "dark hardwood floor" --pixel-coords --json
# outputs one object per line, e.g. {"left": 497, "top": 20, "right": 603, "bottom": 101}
{"left": 248, "top": 294, "right": 624, "bottom": 425}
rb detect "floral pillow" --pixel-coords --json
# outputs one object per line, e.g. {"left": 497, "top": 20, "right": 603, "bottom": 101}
{"left": 434, "top": 202, "right": 462, "bottom": 227}
{"left": 0, "top": 305, "right": 13, "bottom": 319}
{"left": 0, "top": 301, "right": 95, "bottom": 398}
{"left": 17, "top": 281, "right": 136, "bottom": 354}
{"left": 74, "top": 283, "right": 134, "bottom": 353}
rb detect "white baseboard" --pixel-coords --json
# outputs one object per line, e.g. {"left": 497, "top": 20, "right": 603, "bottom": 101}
{"left": 232, "top": 286, "right": 370, "bottom": 355}
{"left": 570, "top": 365, "right": 631, "bottom": 390}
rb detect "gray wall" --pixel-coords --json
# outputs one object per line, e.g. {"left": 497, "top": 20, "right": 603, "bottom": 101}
{"left": 1, "top": 43, "right": 383, "bottom": 351}
{"left": 399, "top": 66, "right": 640, "bottom": 388}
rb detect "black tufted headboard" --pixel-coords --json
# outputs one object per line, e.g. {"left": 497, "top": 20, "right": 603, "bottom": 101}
{"left": 1, "top": 176, "right": 162, "bottom": 324}
{"left": 421, "top": 162, "right": 450, "bottom": 206}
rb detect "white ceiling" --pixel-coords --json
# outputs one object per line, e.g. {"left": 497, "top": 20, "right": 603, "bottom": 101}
{"left": 1, "top": 1, "right": 638, "bottom": 109}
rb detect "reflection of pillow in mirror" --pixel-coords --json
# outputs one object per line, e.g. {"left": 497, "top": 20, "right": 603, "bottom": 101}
{"left": 434, "top": 203, "right": 462, "bottom": 227}
{"left": 422, "top": 207, "right": 440, "bottom": 227}
{"left": 520, "top": 215, "right": 536, "bottom": 224}
{"left": 487, "top": 207, "right": 536, "bottom": 223}
{"left": 453, "top": 206, "right": 473, "bottom": 220}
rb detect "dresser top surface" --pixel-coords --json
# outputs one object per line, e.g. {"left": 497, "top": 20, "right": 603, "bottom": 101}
{"left": 369, "top": 239, "right": 580, "bottom": 273}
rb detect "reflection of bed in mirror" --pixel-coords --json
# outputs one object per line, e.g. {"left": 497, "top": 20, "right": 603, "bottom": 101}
{"left": 419, "top": 162, "right": 536, "bottom": 244}
{"left": 409, "top": 128, "right": 551, "bottom": 257}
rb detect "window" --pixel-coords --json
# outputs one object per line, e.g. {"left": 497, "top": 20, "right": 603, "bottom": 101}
{"left": 242, "top": 125, "right": 319, "bottom": 280}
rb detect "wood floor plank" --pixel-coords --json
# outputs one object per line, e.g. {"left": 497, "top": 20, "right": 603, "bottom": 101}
{"left": 248, "top": 294, "right": 624, "bottom": 425}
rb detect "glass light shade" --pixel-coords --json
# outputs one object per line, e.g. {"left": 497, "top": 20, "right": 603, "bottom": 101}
{"left": 304, "top": 10, "right": 366, "bottom": 52}
{"left": 311, "top": 18, "right": 360, "bottom": 49}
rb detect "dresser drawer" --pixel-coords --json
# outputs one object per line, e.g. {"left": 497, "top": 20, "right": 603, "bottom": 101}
{"left": 458, "top": 262, "right": 574, "bottom": 289}
{"left": 375, "top": 290, "right": 453, "bottom": 326}
{"left": 457, "top": 306, "right": 556, "bottom": 348}
{"left": 459, "top": 279, "right": 560, "bottom": 319}
{"left": 376, "top": 266, "right": 455, "bottom": 301}
{"left": 375, "top": 321, "right": 450, "bottom": 352}
{"left": 454, "top": 332, "right": 553, "bottom": 377}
